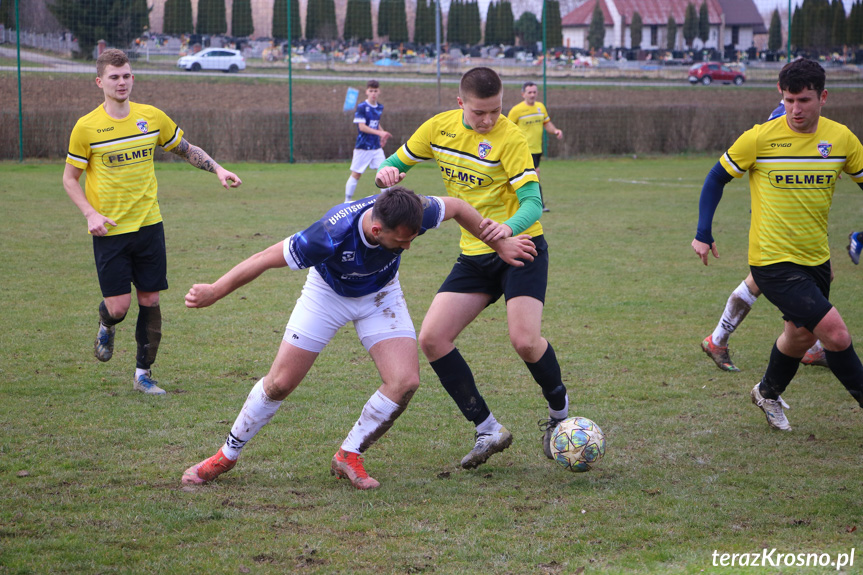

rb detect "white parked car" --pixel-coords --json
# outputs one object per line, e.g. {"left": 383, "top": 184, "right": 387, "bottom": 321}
{"left": 177, "top": 48, "right": 245, "bottom": 73}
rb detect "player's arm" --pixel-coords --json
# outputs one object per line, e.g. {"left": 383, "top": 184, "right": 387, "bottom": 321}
{"left": 169, "top": 138, "right": 242, "bottom": 189}
{"left": 440, "top": 197, "right": 536, "bottom": 267}
{"left": 375, "top": 153, "right": 411, "bottom": 188}
{"left": 479, "top": 182, "right": 543, "bottom": 244}
{"left": 62, "top": 163, "right": 117, "bottom": 236}
{"left": 185, "top": 241, "right": 287, "bottom": 308}
{"left": 692, "top": 161, "right": 734, "bottom": 265}
{"left": 357, "top": 123, "right": 390, "bottom": 139}
{"left": 544, "top": 120, "right": 563, "bottom": 139}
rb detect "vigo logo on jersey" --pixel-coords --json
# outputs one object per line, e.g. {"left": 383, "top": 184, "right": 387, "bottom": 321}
{"left": 439, "top": 160, "right": 493, "bottom": 188}
{"left": 769, "top": 169, "right": 837, "bottom": 189}
{"left": 102, "top": 144, "right": 156, "bottom": 167}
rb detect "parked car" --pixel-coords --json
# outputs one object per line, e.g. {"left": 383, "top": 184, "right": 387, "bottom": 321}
{"left": 177, "top": 48, "right": 245, "bottom": 73}
{"left": 688, "top": 62, "right": 745, "bottom": 86}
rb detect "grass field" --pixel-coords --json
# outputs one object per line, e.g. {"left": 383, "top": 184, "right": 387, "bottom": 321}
{"left": 2, "top": 157, "right": 862, "bottom": 574}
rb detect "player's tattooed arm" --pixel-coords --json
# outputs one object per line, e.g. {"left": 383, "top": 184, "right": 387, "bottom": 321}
{"left": 170, "top": 138, "right": 243, "bottom": 188}
{"left": 170, "top": 138, "right": 218, "bottom": 172}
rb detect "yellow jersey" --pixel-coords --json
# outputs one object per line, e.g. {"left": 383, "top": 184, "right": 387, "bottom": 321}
{"left": 395, "top": 109, "right": 541, "bottom": 255}
{"left": 66, "top": 102, "right": 183, "bottom": 236}
{"left": 720, "top": 116, "right": 863, "bottom": 266}
{"left": 507, "top": 100, "right": 550, "bottom": 154}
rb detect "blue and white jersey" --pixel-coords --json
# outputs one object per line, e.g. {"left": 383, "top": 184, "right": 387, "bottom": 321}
{"left": 768, "top": 101, "right": 786, "bottom": 121}
{"left": 283, "top": 194, "right": 445, "bottom": 297}
{"left": 354, "top": 100, "right": 384, "bottom": 150}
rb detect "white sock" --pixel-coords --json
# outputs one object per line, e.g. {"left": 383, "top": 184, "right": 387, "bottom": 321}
{"left": 221, "top": 378, "right": 283, "bottom": 460}
{"left": 550, "top": 394, "right": 569, "bottom": 421}
{"left": 345, "top": 177, "right": 358, "bottom": 202}
{"left": 135, "top": 368, "right": 148, "bottom": 380}
{"left": 712, "top": 281, "right": 758, "bottom": 347}
{"left": 476, "top": 413, "right": 501, "bottom": 435}
{"left": 341, "top": 390, "right": 400, "bottom": 454}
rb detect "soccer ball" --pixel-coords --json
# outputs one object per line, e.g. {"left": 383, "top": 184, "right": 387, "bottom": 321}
{"left": 550, "top": 417, "right": 605, "bottom": 472}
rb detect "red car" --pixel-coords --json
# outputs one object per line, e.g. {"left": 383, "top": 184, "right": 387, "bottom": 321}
{"left": 688, "top": 62, "right": 745, "bottom": 86}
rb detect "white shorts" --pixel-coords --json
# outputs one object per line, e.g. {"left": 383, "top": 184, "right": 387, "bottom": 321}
{"left": 350, "top": 148, "right": 386, "bottom": 174}
{"left": 284, "top": 267, "right": 416, "bottom": 353}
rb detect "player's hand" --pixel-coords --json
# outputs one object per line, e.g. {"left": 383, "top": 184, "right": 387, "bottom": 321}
{"left": 380, "top": 131, "right": 392, "bottom": 148}
{"left": 555, "top": 129, "right": 563, "bottom": 140}
{"left": 492, "top": 234, "right": 536, "bottom": 267}
{"left": 375, "top": 166, "right": 405, "bottom": 188}
{"left": 185, "top": 284, "right": 219, "bottom": 308}
{"left": 479, "top": 218, "right": 512, "bottom": 243}
{"left": 691, "top": 238, "right": 719, "bottom": 266}
{"left": 87, "top": 212, "right": 117, "bottom": 237}
{"left": 217, "top": 167, "right": 242, "bottom": 189}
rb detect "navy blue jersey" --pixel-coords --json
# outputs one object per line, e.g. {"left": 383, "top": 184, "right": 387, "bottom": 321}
{"left": 283, "top": 195, "right": 445, "bottom": 297}
{"left": 768, "top": 101, "right": 786, "bottom": 121}
{"left": 354, "top": 100, "right": 384, "bottom": 150}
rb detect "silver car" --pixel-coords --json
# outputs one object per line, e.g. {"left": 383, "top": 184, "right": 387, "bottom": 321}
{"left": 177, "top": 48, "right": 246, "bottom": 73}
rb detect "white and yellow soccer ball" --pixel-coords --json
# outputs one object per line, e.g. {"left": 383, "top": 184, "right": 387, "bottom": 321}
{"left": 550, "top": 416, "right": 605, "bottom": 472}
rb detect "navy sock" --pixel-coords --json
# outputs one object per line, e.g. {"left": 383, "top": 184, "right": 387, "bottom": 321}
{"left": 524, "top": 342, "right": 567, "bottom": 412}
{"left": 759, "top": 341, "right": 800, "bottom": 399}
{"left": 825, "top": 343, "right": 863, "bottom": 407}
{"left": 429, "top": 348, "right": 490, "bottom": 426}
{"left": 135, "top": 304, "right": 162, "bottom": 370}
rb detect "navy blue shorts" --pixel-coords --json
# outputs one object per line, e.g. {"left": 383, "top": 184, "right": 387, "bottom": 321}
{"left": 531, "top": 153, "right": 542, "bottom": 169}
{"left": 750, "top": 261, "right": 832, "bottom": 332}
{"left": 92, "top": 222, "right": 169, "bottom": 298}
{"left": 438, "top": 235, "right": 548, "bottom": 305}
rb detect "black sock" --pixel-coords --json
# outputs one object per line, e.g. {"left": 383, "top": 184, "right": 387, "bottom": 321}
{"left": 759, "top": 341, "right": 800, "bottom": 399}
{"left": 135, "top": 304, "right": 162, "bottom": 370}
{"left": 825, "top": 343, "right": 863, "bottom": 407}
{"left": 429, "top": 348, "right": 490, "bottom": 426}
{"left": 524, "top": 342, "right": 567, "bottom": 412}
{"left": 99, "top": 301, "right": 126, "bottom": 326}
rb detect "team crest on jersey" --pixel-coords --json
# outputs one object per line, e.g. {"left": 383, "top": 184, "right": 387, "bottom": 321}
{"left": 136, "top": 120, "right": 149, "bottom": 134}
{"left": 342, "top": 251, "right": 355, "bottom": 262}
{"left": 478, "top": 140, "right": 492, "bottom": 159}
{"left": 817, "top": 141, "right": 832, "bottom": 158}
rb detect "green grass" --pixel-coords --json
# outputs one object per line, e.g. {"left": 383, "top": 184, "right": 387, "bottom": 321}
{"left": 2, "top": 158, "right": 862, "bottom": 574}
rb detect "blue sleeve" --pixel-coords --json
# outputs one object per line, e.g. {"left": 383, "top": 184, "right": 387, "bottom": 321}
{"left": 288, "top": 220, "right": 337, "bottom": 268}
{"left": 418, "top": 195, "right": 445, "bottom": 234}
{"left": 695, "top": 161, "right": 734, "bottom": 244}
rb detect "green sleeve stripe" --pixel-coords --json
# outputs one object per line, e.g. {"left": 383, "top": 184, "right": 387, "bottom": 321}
{"left": 503, "top": 182, "right": 543, "bottom": 235}
{"left": 381, "top": 152, "right": 411, "bottom": 173}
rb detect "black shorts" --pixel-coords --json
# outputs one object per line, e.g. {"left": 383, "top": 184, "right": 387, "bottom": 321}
{"left": 92, "top": 222, "right": 169, "bottom": 298}
{"left": 438, "top": 235, "right": 548, "bottom": 305}
{"left": 531, "top": 153, "right": 542, "bottom": 169}
{"left": 750, "top": 261, "right": 832, "bottom": 332}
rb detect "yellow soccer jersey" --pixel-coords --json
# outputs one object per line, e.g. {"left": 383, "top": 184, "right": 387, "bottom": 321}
{"left": 720, "top": 116, "right": 863, "bottom": 266}
{"left": 396, "top": 109, "right": 540, "bottom": 255}
{"left": 507, "top": 101, "right": 550, "bottom": 154}
{"left": 66, "top": 102, "right": 183, "bottom": 236}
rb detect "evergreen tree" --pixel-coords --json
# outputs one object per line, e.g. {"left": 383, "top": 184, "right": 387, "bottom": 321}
{"left": 388, "top": 0, "right": 409, "bottom": 42}
{"left": 698, "top": 1, "right": 710, "bottom": 45}
{"left": 587, "top": 2, "right": 605, "bottom": 51}
{"left": 272, "top": 0, "right": 301, "bottom": 40}
{"left": 486, "top": 2, "right": 498, "bottom": 45}
{"left": 514, "top": 10, "right": 541, "bottom": 47}
{"left": 666, "top": 14, "right": 677, "bottom": 50}
{"left": 544, "top": 0, "right": 562, "bottom": 48}
{"left": 378, "top": 0, "right": 390, "bottom": 37}
{"left": 164, "top": 0, "right": 193, "bottom": 35}
{"left": 683, "top": 3, "right": 698, "bottom": 48}
{"left": 307, "top": 0, "right": 337, "bottom": 39}
{"left": 344, "top": 0, "right": 372, "bottom": 41}
{"left": 831, "top": 0, "right": 846, "bottom": 46}
{"left": 499, "top": 1, "right": 514, "bottom": 45}
{"left": 447, "top": 0, "right": 460, "bottom": 44}
{"left": 197, "top": 0, "right": 227, "bottom": 35}
{"left": 465, "top": 0, "right": 481, "bottom": 45}
{"left": 768, "top": 8, "right": 782, "bottom": 51}
{"left": 414, "top": 0, "right": 436, "bottom": 44}
{"left": 49, "top": 0, "right": 150, "bottom": 58}
{"left": 791, "top": 5, "right": 804, "bottom": 48}
{"left": 232, "top": 0, "right": 254, "bottom": 37}
{"left": 0, "top": 0, "right": 12, "bottom": 28}
{"left": 630, "top": 11, "right": 642, "bottom": 49}
{"left": 849, "top": 0, "right": 863, "bottom": 46}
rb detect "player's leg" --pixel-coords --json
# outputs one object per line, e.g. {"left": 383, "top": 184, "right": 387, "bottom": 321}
{"left": 333, "top": 337, "right": 419, "bottom": 490}
{"left": 92, "top": 233, "right": 134, "bottom": 363}
{"left": 419, "top": 290, "right": 510, "bottom": 469}
{"left": 346, "top": 149, "right": 373, "bottom": 202}
{"left": 345, "top": 171, "right": 362, "bottom": 203}
{"left": 702, "top": 273, "right": 761, "bottom": 372}
{"left": 813, "top": 308, "right": 863, "bottom": 407}
{"left": 533, "top": 153, "right": 548, "bottom": 212}
{"left": 129, "top": 223, "right": 169, "bottom": 394}
{"left": 182, "top": 340, "right": 319, "bottom": 485}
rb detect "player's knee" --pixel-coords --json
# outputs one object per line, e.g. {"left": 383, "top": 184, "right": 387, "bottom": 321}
{"left": 510, "top": 335, "right": 541, "bottom": 361}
